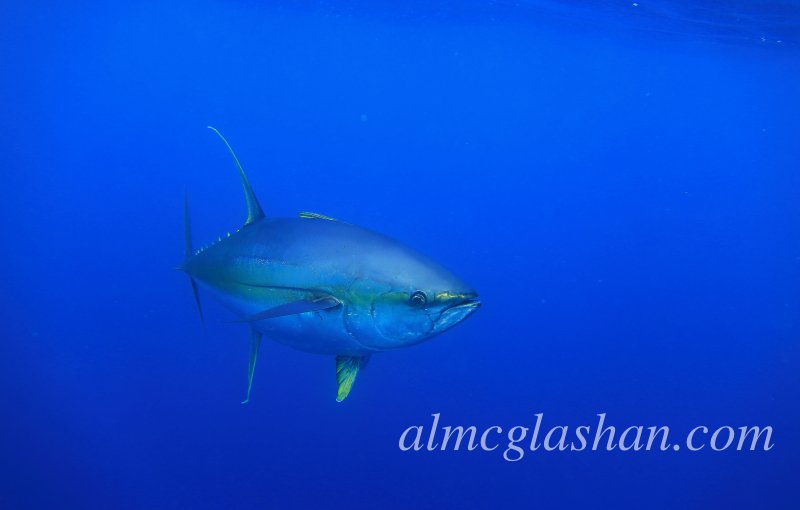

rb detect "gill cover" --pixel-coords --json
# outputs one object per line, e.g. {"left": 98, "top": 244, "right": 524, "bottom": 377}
{"left": 371, "top": 293, "right": 434, "bottom": 344}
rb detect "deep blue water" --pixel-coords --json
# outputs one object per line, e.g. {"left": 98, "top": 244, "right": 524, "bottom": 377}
{"left": 1, "top": 2, "right": 798, "bottom": 508}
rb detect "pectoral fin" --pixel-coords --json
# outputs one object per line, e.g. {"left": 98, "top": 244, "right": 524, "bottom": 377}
{"left": 241, "top": 329, "right": 262, "bottom": 404}
{"left": 335, "top": 355, "right": 369, "bottom": 402}
{"left": 236, "top": 296, "right": 341, "bottom": 323}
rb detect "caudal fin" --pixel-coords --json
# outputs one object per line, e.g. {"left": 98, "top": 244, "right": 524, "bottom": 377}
{"left": 184, "top": 190, "right": 204, "bottom": 324}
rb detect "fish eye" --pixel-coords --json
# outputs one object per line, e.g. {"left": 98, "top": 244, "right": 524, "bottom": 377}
{"left": 409, "top": 291, "right": 427, "bottom": 307}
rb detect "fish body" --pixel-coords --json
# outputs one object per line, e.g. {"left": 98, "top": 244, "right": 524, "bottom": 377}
{"left": 182, "top": 128, "right": 480, "bottom": 401}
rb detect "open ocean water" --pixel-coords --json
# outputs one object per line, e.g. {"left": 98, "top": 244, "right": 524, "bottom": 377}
{"left": 1, "top": 1, "right": 798, "bottom": 509}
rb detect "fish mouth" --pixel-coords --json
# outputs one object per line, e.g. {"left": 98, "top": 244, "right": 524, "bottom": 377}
{"left": 433, "top": 294, "right": 480, "bottom": 334}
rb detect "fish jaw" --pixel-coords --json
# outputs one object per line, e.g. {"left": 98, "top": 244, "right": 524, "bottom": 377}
{"left": 432, "top": 297, "right": 481, "bottom": 335}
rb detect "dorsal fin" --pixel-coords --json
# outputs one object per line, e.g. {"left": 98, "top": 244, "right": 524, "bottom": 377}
{"left": 207, "top": 126, "right": 265, "bottom": 226}
{"left": 298, "top": 211, "right": 338, "bottom": 221}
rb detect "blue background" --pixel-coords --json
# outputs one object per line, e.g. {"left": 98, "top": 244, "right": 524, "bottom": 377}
{"left": 1, "top": 1, "right": 798, "bottom": 508}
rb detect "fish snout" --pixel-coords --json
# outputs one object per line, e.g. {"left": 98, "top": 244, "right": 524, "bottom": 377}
{"left": 432, "top": 292, "right": 480, "bottom": 334}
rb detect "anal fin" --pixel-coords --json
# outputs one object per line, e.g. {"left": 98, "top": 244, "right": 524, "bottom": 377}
{"left": 335, "top": 355, "right": 369, "bottom": 402}
{"left": 242, "top": 329, "right": 263, "bottom": 404}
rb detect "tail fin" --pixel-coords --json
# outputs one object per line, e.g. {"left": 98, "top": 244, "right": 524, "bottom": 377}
{"left": 184, "top": 190, "right": 204, "bottom": 324}
{"left": 183, "top": 189, "right": 193, "bottom": 259}
{"left": 189, "top": 279, "right": 204, "bottom": 324}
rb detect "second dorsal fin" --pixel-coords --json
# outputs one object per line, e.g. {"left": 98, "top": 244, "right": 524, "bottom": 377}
{"left": 208, "top": 126, "right": 265, "bottom": 227}
{"left": 299, "top": 211, "right": 337, "bottom": 221}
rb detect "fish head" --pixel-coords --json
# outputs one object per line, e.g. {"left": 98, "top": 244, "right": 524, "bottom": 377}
{"left": 345, "top": 248, "right": 480, "bottom": 350}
